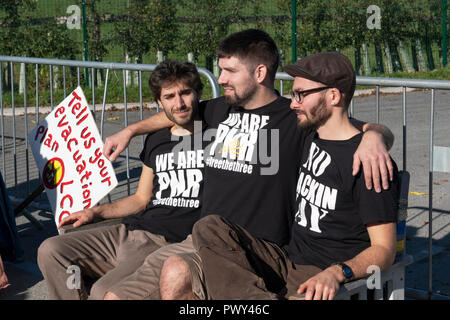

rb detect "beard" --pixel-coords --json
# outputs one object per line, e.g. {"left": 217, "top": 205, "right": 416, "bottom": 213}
{"left": 224, "top": 83, "right": 258, "bottom": 107}
{"left": 297, "top": 95, "right": 332, "bottom": 131}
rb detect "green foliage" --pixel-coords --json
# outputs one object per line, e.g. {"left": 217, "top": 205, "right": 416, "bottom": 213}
{"left": 0, "top": 0, "right": 36, "bottom": 56}
{"left": 0, "top": 0, "right": 448, "bottom": 100}
{"left": 21, "top": 20, "right": 78, "bottom": 59}
{"left": 85, "top": 0, "right": 109, "bottom": 62}
{"left": 177, "top": 0, "right": 255, "bottom": 62}
{"left": 272, "top": 0, "right": 291, "bottom": 62}
{"left": 147, "top": 0, "right": 178, "bottom": 53}
{"left": 363, "top": 0, "right": 410, "bottom": 44}
{"left": 0, "top": 0, "right": 76, "bottom": 58}
{"left": 111, "top": 0, "right": 177, "bottom": 62}
{"left": 409, "top": 0, "right": 443, "bottom": 41}
{"left": 1, "top": 0, "right": 447, "bottom": 66}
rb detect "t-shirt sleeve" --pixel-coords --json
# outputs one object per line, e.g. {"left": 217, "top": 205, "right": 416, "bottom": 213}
{"left": 139, "top": 132, "right": 156, "bottom": 168}
{"left": 299, "top": 128, "right": 313, "bottom": 149}
{"left": 295, "top": 127, "right": 313, "bottom": 165}
{"left": 200, "top": 97, "right": 230, "bottom": 127}
{"left": 198, "top": 100, "right": 212, "bottom": 125}
{"left": 354, "top": 160, "right": 400, "bottom": 225}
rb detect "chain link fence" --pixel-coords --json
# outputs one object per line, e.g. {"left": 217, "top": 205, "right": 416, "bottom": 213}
{"left": 0, "top": 1, "right": 446, "bottom": 69}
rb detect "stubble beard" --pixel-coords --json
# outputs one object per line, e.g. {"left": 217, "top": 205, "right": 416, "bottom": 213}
{"left": 297, "top": 95, "right": 332, "bottom": 131}
{"left": 163, "top": 103, "right": 197, "bottom": 127}
{"left": 224, "top": 83, "right": 258, "bottom": 108}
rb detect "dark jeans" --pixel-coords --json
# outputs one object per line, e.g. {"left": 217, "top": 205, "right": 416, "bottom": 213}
{"left": 192, "top": 215, "right": 322, "bottom": 300}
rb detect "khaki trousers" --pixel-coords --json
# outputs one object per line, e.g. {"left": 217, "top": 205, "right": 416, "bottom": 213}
{"left": 37, "top": 224, "right": 195, "bottom": 300}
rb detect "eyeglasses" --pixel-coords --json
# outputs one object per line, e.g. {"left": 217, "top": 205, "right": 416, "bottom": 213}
{"left": 290, "top": 86, "right": 331, "bottom": 103}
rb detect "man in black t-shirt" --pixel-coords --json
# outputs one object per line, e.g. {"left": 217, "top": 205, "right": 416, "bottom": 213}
{"left": 191, "top": 52, "right": 399, "bottom": 300}
{"left": 37, "top": 60, "right": 207, "bottom": 300}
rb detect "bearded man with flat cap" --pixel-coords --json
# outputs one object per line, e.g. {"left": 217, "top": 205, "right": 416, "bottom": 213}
{"left": 190, "top": 52, "right": 400, "bottom": 300}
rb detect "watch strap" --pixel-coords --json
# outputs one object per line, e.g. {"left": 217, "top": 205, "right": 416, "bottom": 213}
{"left": 331, "top": 262, "right": 354, "bottom": 283}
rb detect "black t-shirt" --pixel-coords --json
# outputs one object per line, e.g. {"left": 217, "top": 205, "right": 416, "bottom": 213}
{"left": 123, "top": 127, "right": 206, "bottom": 243}
{"left": 200, "top": 96, "right": 305, "bottom": 246}
{"left": 285, "top": 131, "right": 399, "bottom": 269}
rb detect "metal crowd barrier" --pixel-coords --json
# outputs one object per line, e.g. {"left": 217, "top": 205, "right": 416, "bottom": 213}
{"left": 0, "top": 55, "right": 219, "bottom": 211}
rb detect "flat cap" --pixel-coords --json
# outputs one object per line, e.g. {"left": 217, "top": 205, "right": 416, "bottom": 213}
{"left": 284, "top": 52, "right": 356, "bottom": 99}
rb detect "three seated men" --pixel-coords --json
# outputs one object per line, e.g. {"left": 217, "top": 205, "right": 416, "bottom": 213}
{"left": 38, "top": 29, "right": 398, "bottom": 300}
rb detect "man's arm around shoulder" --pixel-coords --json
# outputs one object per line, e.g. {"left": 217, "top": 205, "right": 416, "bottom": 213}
{"left": 103, "top": 111, "right": 173, "bottom": 162}
{"left": 351, "top": 118, "right": 395, "bottom": 192}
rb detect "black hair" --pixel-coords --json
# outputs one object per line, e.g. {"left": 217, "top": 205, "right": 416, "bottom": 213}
{"left": 217, "top": 29, "right": 279, "bottom": 82}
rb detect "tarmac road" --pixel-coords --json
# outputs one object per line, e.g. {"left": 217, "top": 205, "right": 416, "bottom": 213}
{"left": 0, "top": 88, "right": 449, "bottom": 300}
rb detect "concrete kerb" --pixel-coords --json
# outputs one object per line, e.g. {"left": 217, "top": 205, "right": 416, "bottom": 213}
{"left": 2, "top": 101, "right": 159, "bottom": 116}
{"left": 353, "top": 86, "right": 420, "bottom": 97}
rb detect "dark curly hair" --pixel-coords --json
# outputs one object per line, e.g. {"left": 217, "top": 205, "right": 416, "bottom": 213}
{"left": 149, "top": 60, "right": 204, "bottom": 101}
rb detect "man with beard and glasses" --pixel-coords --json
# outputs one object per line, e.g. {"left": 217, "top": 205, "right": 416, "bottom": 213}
{"left": 101, "top": 29, "right": 394, "bottom": 300}
{"left": 190, "top": 52, "right": 399, "bottom": 300}
{"left": 37, "top": 60, "right": 207, "bottom": 300}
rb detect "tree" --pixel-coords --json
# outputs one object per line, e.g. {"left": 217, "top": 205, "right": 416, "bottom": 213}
{"left": 19, "top": 19, "right": 78, "bottom": 90}
{"left": 272, "top": 0, "right": 294, "bottom": 67}
{"left": 361, "top": 0, "right": 412, "bottom": 74}
{"left": 0, "top": 0, "right": 36, "bottom": 56}
{"left": 410, "top": 0, "right": 442, "bottom": 70}
{"left": 0, "top": 0, "right": 35, "bottom": 90}
{"left": 22, "top": 20, "right": 77, "bottom": 59}
{"left": 85, "top": 0, "right": 109, "bottom": 86}
{"left": 296, "top": 0, "right": 329, "bottom": 54}
{"left": 178, "top": 0, "right": 251, "bottom": 72}
{"left": 112, "top": 0, "right": 177, "bottom": 64}
{"left": 85, "top": 0, "right": 108, "bottom": 63}
{"left": 0, "top": 0, "right": 77, "bottom": 91}
{"left": 147, "top": 0, "right": 178, "bottom": 56}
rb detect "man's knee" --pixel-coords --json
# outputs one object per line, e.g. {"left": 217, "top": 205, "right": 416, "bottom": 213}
{"left": 160, "top": 255, "right": 193, "bottom": 300}
{"left": 160, "top": 255, "right": 190, "bottom": 283}
{"left": 103, "top": 291, "right": 120, "bottom": 300}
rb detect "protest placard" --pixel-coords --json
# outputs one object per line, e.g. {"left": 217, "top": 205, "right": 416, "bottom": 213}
{"left": 28, "top": 87, "right": 118, "bottom": 226}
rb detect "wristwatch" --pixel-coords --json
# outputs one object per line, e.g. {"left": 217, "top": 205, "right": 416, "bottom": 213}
{"left": 331, "top": 262, "right": 354, "bottom": 283}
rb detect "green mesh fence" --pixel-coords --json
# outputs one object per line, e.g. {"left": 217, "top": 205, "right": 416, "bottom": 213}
{"left": 0, "top": 0, "right": 448, "bottom": 76}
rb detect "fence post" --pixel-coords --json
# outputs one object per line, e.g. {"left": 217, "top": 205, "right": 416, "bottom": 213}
{"left": 81, "top": 0, "right": 90, "bottom": 87}
{"left": 291, "top": 0, "right": 297, "bottom": 63}
{"left": 443, "top": 0, "right": 448, "bottom": 67}
{"left": 428, "top": 89, "right": 435, "bottom": 299}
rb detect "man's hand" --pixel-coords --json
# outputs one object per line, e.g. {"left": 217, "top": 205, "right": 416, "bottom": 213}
{"left": 352, "top": 131, "right": 394, "bottom": 192}
{"left": 103, "top": 127, "right": 133, "bottom": 162}
{"left": 57, "top": 209, "right": 95, "bottom": 230}
{"left": 297, "top": 266, "right": 342, "bottom": 300}
{"left": 0, "top": 257, "right": 10, "bottom": 290}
